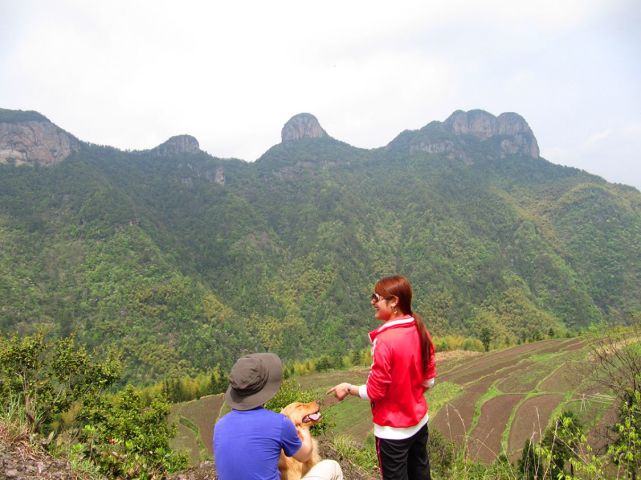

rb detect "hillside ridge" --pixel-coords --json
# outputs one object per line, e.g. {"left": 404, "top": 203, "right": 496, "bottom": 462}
{"left": 0, "top": 107, "right": 540, "bottom": 166}
{"left": 1, "top": 105, "right": 640, "bottom": 385}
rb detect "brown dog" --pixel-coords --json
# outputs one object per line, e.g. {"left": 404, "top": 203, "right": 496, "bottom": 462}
{"left": 278, "top": 401, "right": 322, "bottom": 480}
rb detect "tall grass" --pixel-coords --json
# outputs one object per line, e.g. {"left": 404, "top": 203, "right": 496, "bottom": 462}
{"left": 0, "top": 394, "right": 104, "bottom": 479}
{"left": 0, "top": 393, "right": 33, "bottom": 445}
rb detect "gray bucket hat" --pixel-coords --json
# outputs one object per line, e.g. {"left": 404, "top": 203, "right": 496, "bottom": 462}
{"left": 225, "top": 353, "right": 283, "bottom": 410}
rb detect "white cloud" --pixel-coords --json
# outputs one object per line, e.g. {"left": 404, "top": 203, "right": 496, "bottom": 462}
{"left": 623, "top": 122, "right": 641, "bottom": 137}
{"left": 585, "top": 129, "right": 613, "bottom": 147}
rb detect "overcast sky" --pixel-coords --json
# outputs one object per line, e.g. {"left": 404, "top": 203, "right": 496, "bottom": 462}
{"left": 1, "top": 0, "right": 640, "bottom": 188}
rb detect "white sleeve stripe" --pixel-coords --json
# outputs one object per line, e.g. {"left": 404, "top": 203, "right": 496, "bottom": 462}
{"left": 358, "top": 384, "right": 369, "bottom": 400}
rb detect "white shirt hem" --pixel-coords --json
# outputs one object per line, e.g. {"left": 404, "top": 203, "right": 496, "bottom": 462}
{"left": 373, "top": 413, "right": 429, "bottom": 440}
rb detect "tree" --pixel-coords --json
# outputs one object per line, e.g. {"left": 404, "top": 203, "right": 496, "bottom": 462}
{"left": 0, "top": 333, "right": 120, "bottom": 433}
{"left": 518, "top": 438, "right": 544, "bottom": 480}
{"left": 78, "top": 385, "right": 187, "bottom": 478}
{"left": 590, "top": 326, "right": 641, "bottom": 399}
{"left": 609, "top": 388, "right": 641, "bottom": 479}
{"left": 479, "top": 326, "right": 493, "bottom": 352}
{"left": 540, "top": 411, "right": 584, "bottom": 478}
{"left": 517, "top": 411, "right": 602, "bottom": 480}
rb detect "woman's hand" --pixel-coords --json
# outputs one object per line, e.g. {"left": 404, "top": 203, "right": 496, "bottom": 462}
{"left": 327, "top": 382, "right": 353, "bottom": 401}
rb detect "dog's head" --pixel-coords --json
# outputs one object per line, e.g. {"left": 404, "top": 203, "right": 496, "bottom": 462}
{"left": 280, "top": 401, "right": 322, "bottom": 429}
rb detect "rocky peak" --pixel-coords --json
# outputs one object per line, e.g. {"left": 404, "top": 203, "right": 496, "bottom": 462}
{"left": 0, "top": 108, "right": 82, "bottom": 166}
{"left": 445, "top": 110, "right": 499, "bottom": 140}
{"left": 281, "top": 113, "right": 328, "bottom": 142}
{"left": 444, "top": 109, "right": 539, "bottom": 158}
{"left": 152, "top": 135, "right": 200, "bottom": 156}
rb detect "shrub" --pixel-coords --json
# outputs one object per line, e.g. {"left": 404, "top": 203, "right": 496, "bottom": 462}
{"left": 78, "top": 385, "right": 188, "bottom": 478}
{"left": 429, "top": 429, "right": 455, "bottom": 478}
{"left": 0, "top": 333, "right": 120, "bottom": 433}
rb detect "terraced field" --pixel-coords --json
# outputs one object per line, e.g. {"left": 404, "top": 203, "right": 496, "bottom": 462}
{"left": 431, "top": 337, "right": 614, "bottom": 462}
{"left": 171, "top": 337, "right": 616, "bottom": 465}
{"left": 169, "top": 394, "right": 225, "bottom": 464}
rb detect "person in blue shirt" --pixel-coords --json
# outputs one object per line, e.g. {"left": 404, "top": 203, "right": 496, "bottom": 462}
{"left": 213, "top": 353, "right": 343, "bottom": 480}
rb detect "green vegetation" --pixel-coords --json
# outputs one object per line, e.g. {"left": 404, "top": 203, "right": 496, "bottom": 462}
{"left": 11, "top": 326, "right": 621, "bottom": 479}
{"left": 0, "top": 141, "right": 641, "bottom": 382}
{"left": 609, "top": 389, "right": 641, "bottom": 477}
{"left": 4, "top": 108, "right": 641, "bottom": 477}
{"left": 0, "top": 333, "right": 187, "bottom": 478}
{"left": 77, "top": 386, "right": 187, "bottom": 478}
{"left": 1, "top": 116, "right": 640, "bottom": 383}
{"left": 427, "top": 381, "right": 465, "bottom": 416}
{"left": 0, "top": 333, "right": 120, "bottom": 433}
{"left": 0, "top": 108, "right": 48, "bottom": 123}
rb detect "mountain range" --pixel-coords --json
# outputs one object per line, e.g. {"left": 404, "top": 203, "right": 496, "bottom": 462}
{"left": 1, "top": 107, "right": 640, "bottom": 383}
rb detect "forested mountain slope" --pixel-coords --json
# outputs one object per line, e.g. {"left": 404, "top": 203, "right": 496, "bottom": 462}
{"left": 1, "top": 108, "right": 640, "bottom": 383}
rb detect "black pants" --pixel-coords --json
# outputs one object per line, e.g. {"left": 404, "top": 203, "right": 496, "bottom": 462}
{"left": 375, "top": 424, "right": 431, "bottom": 480}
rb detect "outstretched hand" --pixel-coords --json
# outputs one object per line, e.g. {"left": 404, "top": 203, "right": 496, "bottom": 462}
{"left": 327, "top": 382, "right": 352, "bottom": 401}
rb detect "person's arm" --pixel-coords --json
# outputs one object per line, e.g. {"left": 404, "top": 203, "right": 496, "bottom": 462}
{"left": 327, "top": 382, "right": 365, "bottom": 400}
{"left": 362, "top": 341, "right": 392, "bottom": 401}
{"left": 423, "top": 331, "right": 437, "bottom": 390}
{"left": 328, "top": 342, "right": 392, "bottom": 401}
{"left": 292, "top": 427, "right": 313, "bottom": 462}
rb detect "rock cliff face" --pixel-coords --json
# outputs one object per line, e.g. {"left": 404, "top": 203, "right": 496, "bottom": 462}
{"left": 151, "top": 135, "right": 201, "bottom": 156}
{"left": 444, "top": 110, "right": 539, "bottom": 158}
{"left": 281, "top": 113, "right": 329, "bottom": 142}
{"left": 399, "top": 109, "right": 540, "bottom": 161}
{"left": 0, "top": 107, "right": 540, "bottom": 170}
{"left": 0, "top": 117, "right": 82, "bottom": 166}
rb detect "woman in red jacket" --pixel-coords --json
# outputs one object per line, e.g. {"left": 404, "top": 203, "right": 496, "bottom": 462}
{"left": 328, "top": 275, "right": 436, "bottom": 480}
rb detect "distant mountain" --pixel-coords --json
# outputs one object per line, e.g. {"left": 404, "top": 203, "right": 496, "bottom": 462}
{"left": 0, "top": 108, "right": 82, "bottom": 166}
{"left": 1, "top": 107, "right": 640, "bottom": 383}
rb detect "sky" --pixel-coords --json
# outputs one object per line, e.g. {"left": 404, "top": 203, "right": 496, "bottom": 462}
{"left": 1, "top": 0, "right": 640, "bottom": 188}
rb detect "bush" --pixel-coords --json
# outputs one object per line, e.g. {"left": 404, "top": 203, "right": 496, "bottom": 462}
{"left": 609, "top": 388, "right": 641, "bottom": 478}
{"left": 78, "top": 385, "right": 188, "bottom": 478}
{"left": 429, "top": 429, "right": 455, "bottom": 478}
{"left": 0, "top": 333, "right": 120, "bottom": 433}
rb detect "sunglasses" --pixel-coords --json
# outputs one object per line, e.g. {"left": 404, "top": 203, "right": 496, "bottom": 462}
{"left": 371, "top": 293, "right": 385, "bottom": 303}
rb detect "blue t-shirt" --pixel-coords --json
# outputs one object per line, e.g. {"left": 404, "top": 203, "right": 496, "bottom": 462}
{"left": 213, "top": 407, "right": 302, "bottom": 480}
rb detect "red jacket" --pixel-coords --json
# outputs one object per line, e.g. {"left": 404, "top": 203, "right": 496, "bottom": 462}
{"left": 366, "top": 317, "right": 436, "bottom": 428}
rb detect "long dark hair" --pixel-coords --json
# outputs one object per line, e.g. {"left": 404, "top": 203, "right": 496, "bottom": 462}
{"left": 374, "top": 275, "right": 433, "bottom": 372}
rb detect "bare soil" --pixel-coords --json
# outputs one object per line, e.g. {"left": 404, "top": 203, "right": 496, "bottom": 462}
{"left": 444, "top": 340, "right": 560, "bottom": 385}
{"left": 507, "top": 393, "right": 564, "bottom": 459}
{"left": 0, "top": 424, "right": 85, "bottom": 480}
{"left": 587, "top": 404, "right": 618, "bottom": 454}
{"left": 495, "top": 361, "right": 540, "bottom": 392}
{"left": 468, "top": 394, "right": 525, "bottom": 463}
{"left": 430, "top": 377, "right": 495, "bottom": 445}
{"left": 538, "top": 363, "right": 583, "bottom": 392}
{"left": 559, "top": 338, "right": 588, "bottom": 352}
